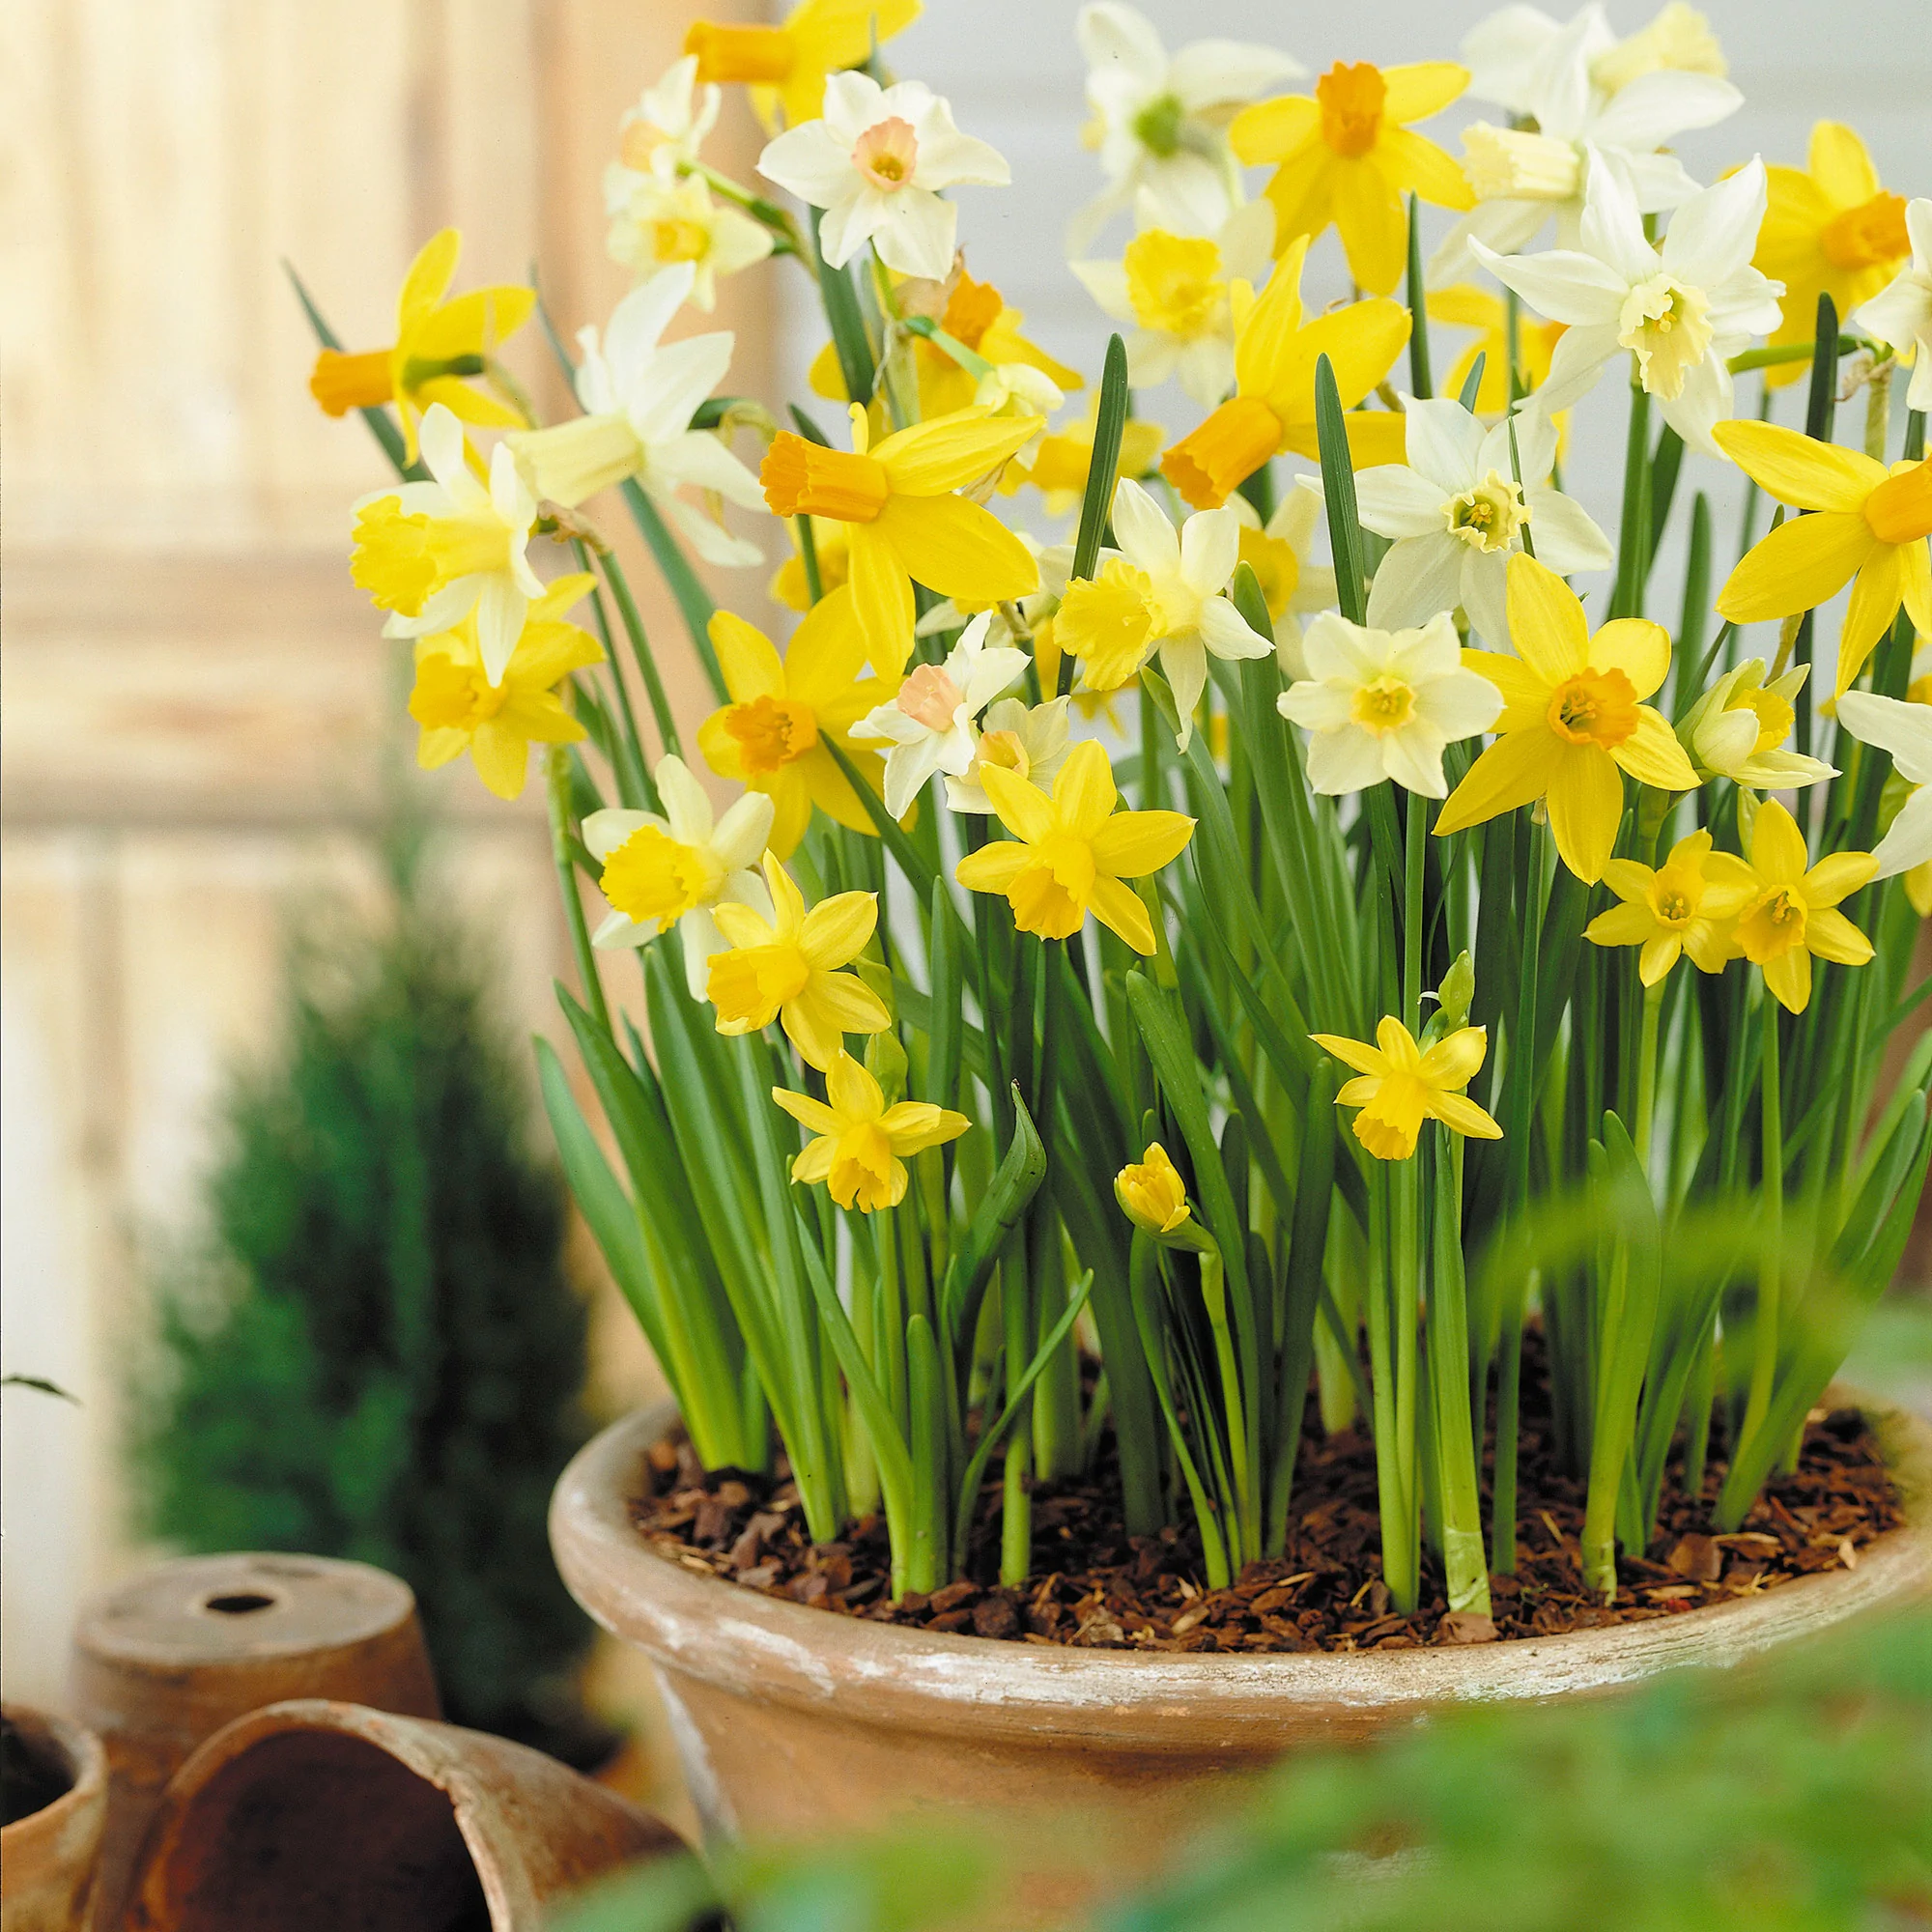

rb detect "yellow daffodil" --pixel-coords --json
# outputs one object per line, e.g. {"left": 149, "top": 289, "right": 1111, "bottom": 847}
{"left": 1702, "top": 800, "right": 1877, "bottom": 1014}
{"left": 1753, "top": 123, "right": 1912, "bottom": 388}
{"left": 696, "top": 585, "right": 892, "bottom": 860}
{"left": 1161, "top": 237, "right": 1409, "bottom": 510}
{"left": 1115, "top": 1142, "right": 1193, "bottom": 1237}
{"left": 954, "top": 740, "right": 1194, "bottom": 953}
{"left": 1002, "top": 396, "right": 1167, "bottom": 519}
{"left": 1582, "top": 830, "right": 1756, "bottom": 985}
{"left": 1311, "top": 1017, "right": 1502, "bottom": 1162}
{"left": 1435, "top": 554, "right": 1701, "bottom": 883}
{"left": 1712, "top": 421, "right": 1932, "bottom": 697}
{"left": 770, "top": 516, "right": 851, "bottom": 611}
{"left": 1425, "top": 285, "right": 1566, "bottom": 418}
{"left": 1677, "top": 658, "right": 1835, "bottom": 790}
{"left": 685, "top": 0, "right": 921, "bottom": 133}
{"left": 761, "top": 404, "right": 1042, "bottom": 669}
{"left": 308, "top": 229, "right": 533, "bottom": 462}
{"left": 772, "top": 1050, "right": 968, "bottom": 1212}
{"left": 1230, "top": 61, "right": 1474, "bottom": 296}
{"left": 708, "top": 854, "right": 892, "bottom": 1069}
{"left": 407, "top": 573, "right": 602, "bottom": 800}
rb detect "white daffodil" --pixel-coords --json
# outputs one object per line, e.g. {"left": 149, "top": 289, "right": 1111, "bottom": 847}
{"left": 1068, "top": 3, "right": 1303, "bottom": 251}
{"left": 944, "top": 697, "right": 1074, "bottom": 814}
{"left": 1356, "top": 397, "right": 1611, "bottom": 645}
{"left": 850, "top": 613, "right": 1032, "bottom": 817}
{"left": 611, "top": 55, "right": 720, "bottom": 185}
{"left": 1835, "top": 689, "right": 1932, "bottom": 882}
{"left": 757, "top": 71, "right": 1009, "bottom": 282}
{"left": 1463, "top": 4, "right": 1724, "bottom": 118}
{"left": 507, "top": 263, "right": 763, "bottom": 566}
{"left": 1071, "top": 197, "right": 1275, "bottom": 407}
{"left": 606, "top": 173, "right": 774, "bottom": 311}
{"left": 1433, "top": 6, "right": 1739, "bottom": 285}
{"left": 585, "top": 754, "right": 776, "bottom": 999}
{"left": 360, "top": 402, "right": 544, "bottom": 686}
{"left": 1473, "top": 152, "right": 1783, "bottom": 455}
{"left": 1677, "top": 658, "right": 1835, "bottom": 790}
{"left": 1054, "top": 479, "right": 1272, "bottom": 749}
{"left": 1227, "top": 478, "right": 1336, "bottom": 678}
{"left": 1279, "top": 611, "right": 1504, "bottom": 798}
{"left": 1856, "top": 198, "right": 1932, "bottom": 413}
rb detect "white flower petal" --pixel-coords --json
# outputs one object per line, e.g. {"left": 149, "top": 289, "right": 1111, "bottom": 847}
{"left": 656, "top": 754, "right": 714, "bottom": 842}
{"left": 1459, "top": 551, "right": 1511, "bottom": 649}
{"left": 1420, "top": 665, "right": 1505, "bottom": 742}
{"left": 1869, "top": 787, "right": 1932, "bottom": 879}
{"left": 602, "top": 268, "right": 696, "bottom": 384}
{"left": 582, "top": 809, "right": 664, "bottom": 862}
{"left": 1401, "top": 398, "right": 1487, "bottom": 496}
{"left": 1661, "top": 157, "right": 1767, "bottom": 292}
{"left": 1167, "top": 39, "right": 1305, "bottom": 108}
{"left": 1179, "top": 504, "right": 1240, "bottom": 596}
{"left": 1837, "top": 691, "right": 1932, "bottom": 787}
{"left": 1356, "top": 466, "right": 1451, "bottom": 539}
{"left": 1590, "top": 71, "right": 1741, "bottom": 152}
{"left": 712, "top": 790, "right": 777, "bottom": 870}
{"left": 1524, "top": 486, "right": 1613, "bottom": 574}
{"left": 1303, "top": 723, "right": 1390, "bottom": 796}
{"left": 871, "top": 189, "right": 958, "bottom": 281}
{"left": 1161, "top": 635, "right": 1209, "bottom": 749}
{"left": 1110, "top": 477, "right": 1181, "bottom": 575}
{"left": 1197, "top": 595, "right": 1271, "bottom": 661}
{"left": 1382, "top": 723, "right": 1449, "bottom": 799}
{"left": 1367, "top": 532, "right": 1465, "bottom": 631}
{"left": 1470, "top": 238, "right": 1628, "bottom": 327}
{"left": 757, "top": 120, "right": 857, "bottom": 208}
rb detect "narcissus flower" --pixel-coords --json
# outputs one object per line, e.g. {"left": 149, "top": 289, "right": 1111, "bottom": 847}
{"left": 1711, "top": 420, "right": 1932, "bottom": 697}
{"left": 605, "top": 173, "right": 774, "bottom": 311}
{"left": 696, "top": 585, "right": 892, "bottom": 859}
{"left": 1161, "top": 236, "right": 1410, "bottom": 509}
{"left": 760, "top": 404, "right": 1042, "bottom": 668}
{"left": 1702, "top": 800, "right": 1876, "bottom": 1014}
{"left": 1115, "top": 1142, "right": 1193, "bottom": 1237}
{"left": 1462, "top": 4, "right": 1726, "bottom": 116}
{"left": 1054, "top": 480, "right": 1271, "bottom": 748}
{"left": 1311, "top": 1017, "right": 1502, "bottom": 1162}
{"left": 1227, "top": 479, "right": 1336, "bottom": 673}
{"left": 1231, "top": 60, "right": 1473, "bottom": 296}
{"left": 1426, "top": 286, "right": 1567, "bottom": 418}
{"left": 1857, "top": 198, "right": 1932, "bottom": 412}
{"left": 1003, "top": 397, "right": 1167, "bottom": 519}
{"left": 1754, "top": 123, "right": 1912, "bottom": 388}
{"left": 758, "top": 72, "right": 1009, "bottom": 282}
{"left": 1474, "top": 154, "right": 1782, "bottom": 455}
{"left": 1835, "top": 690, "right": 1932, "bottom": 885}
{"left": 507, "top": 264, "right": 764, "bottom": 566}
{"left": 708, "top": 854, "right": 892, "bottom": 1070}
{"left": 770, "top": 515, "right": 850, "bottom": 611}
{"left": 686, "top": 0, "right": 921, "bottom": 133}
{"left": 1279, "top": 611, "right": 1502, "bottom": 799}
{"left": 351, "top": 403, "right": 543, "bottom": 686}
{"left": 584, "top": 755, "right": 777, "bottom": 999}
{"left": 308, "top": 229, "right": 533, "bottom": 461}
{"left": 408, "top": 573, "right": 603, "bottom": 799}
{"left": 773, "top": 1050, "right": 968, "bottom": 1212}
{"left": 1583, "top": 830, "right": 1755, "bottom": 984}
{"left": 954, "top": 739, "right": 1194, "bottom": 952}
{"left": 943, "top": 696, "right": 1072, "bottom": 815}
{"left": 1678, "top": 658, "right": 1834, "bottom": 790}
{"left": 1435, "top": 554, "right": 1700, "bottom": 883}
{"left": 611, "top": 55, "right": 720, "bottom": 184}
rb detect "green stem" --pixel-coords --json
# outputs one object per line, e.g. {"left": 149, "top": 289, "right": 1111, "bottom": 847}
{"left": 1634, "top": 977, "right": 1665, "bottom": 1163}
{"left": 545, "top": 750, "right": 609, "bottom": 1034}
{"left": 1737, "top": 990, "right": 1783, "bottom": 1463}
{"left": 1612, "top": 380, "right": 1653, "bottom": 619}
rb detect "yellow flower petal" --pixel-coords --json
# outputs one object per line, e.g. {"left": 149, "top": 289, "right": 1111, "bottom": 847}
{"left": 1379, "top": 60, "right": 1469, "bottom": 124}
{"left": 1711, "top": 420, "right": 1887, "bottom": 512}
{"left": 1230, "top": 93, "right": 1321, "bottom": 164}
{"left": 954, "top": 840, "right": 1030, "bottom": 895}
{"left": 791, "top": 1138, "right": 838, "bottom": 1184}
{"left": 871, "top": 409, "right": 1043, "bottom": 494}
{"left": 1716, "top": 511, "right": 1876, "bottom": 624}
{"left": 1836, "top": 544, "right": 1904, "bottom": 695}
{"left": 880, "top": 1102, "right": 971, "bottom": 1155}
{"left": 874, "top": 493, "right": 1040, "bottom": 606}
{"left": 845, "top": 526, "right": 917, "bottom": 671}
{"left": 1637, "top": 934, "right": 1684, "bottom": 986}
{"left": 1808, "top": 120, "right": 1880, "bottom": 210}
{"left": 1434, "top": 726, "right": 1553, "bottom": 837}
{"left": 1545, "top": 743, "right": 1624, "bottom": 884}
{"left": 1588, "top": 618, "right": 1671, "bottom": 701}
{"left": 1086, "top": 873, "right": 1157, "bottom": 954}
{"left": 1417, "top": 1024, "right": 1487, "bottom": 1089}
{"left": 1328, "top": 156, "right": 1408, "bottom": 295}
{"left": 1612, "top": 706, "right": 1701, "bottom": 791}
{"left": 1371, "top": 124, "right": 1473, "bottom": 212}
{"left": 397, "top": 228, "right": 462, "bottom": 332}
{"left": 1750, "top": 798, "right": 1810, "bottom": 886}
{"left": 825, "top": 1048, "right": 881, "bottom": 1118}
{"left": 1587, "top": 901, "right": 1660, "bottom": 947}
{"left": 772, "top": 1086, "right": 843, "bottom": 1137}
{"left": 980, "top": 759, "right": 1060, "bottom": 845}
{"left": 1089, "top": 810, "right": 1196, "bottom": 878}
{"left": 1506, "top": 554, "right": 1590, "bottom": 685}
{"left": 1053, "top": 739, "right": 1119, "bottom": 838}
{"left": 1802, "top": 850, "right": 1879, "bottom": 908}
{"left": 1311, "top": 1033, "right": 1391, "bottom": 1078}
{"left": 710, "top": 610, "right": 785, "bottom": 700}
{"left": 1804, "top": 905, "right": 1874, "bottom": 964}
{"left": 1427, "top": 1092, "right": 1503, "bottom": 1140}
{"left": 800, "top": 889, "right": 878, "bottom": 966}
{"left": 1763, "top": 945, "right": 1812, "bottom": 1013}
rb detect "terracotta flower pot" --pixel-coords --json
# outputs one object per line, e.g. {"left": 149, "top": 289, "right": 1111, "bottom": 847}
{"left": 552, "top": 1396, "right": 1932, "bottom": 1905}
{"left": 1, "top": 1705, "right": 108, "bottom": 1932}
{"left": 123, "top": 1697, "right": 687, "bottom": 1931}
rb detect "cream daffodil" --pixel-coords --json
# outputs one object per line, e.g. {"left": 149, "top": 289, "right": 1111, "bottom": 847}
{"left": 1356, "top": 397, "right": 1611, "bottom": 645}
{"left": 612, "top": 55, "right": 720, "bottom": 185}
{"left": 1053, "top": 479, "right": 1271, "bottom": 749}
{"left": 1711, "top": 420, "right": 1932, "bottom": 697}
{"left": 954, "top": 740, "right": 1194, "bottom": 953}
{"left": 1435, "top": 553, "right": 1700, "bottom": 883}
{"left": 351, "top": 402, "right": 544, "bottom": 686}
{"left": 1228, "top": 478, "right": 1336, "bottom": 675}
{"left": 1069, "top": 3, "right": 1304, "bottom": 249}
{"left": 408, "top": 573, "right": 603, "bottom": 800}
{"left": 1835, "top": 690, "right": 1932, "bottom": 885}
{"left": 1161, "top": 236, "right": 1410, "bottom": 509}
{"left": 1311, "top": 1018, "right": 1502, "bottom": 1162}
{"left": 697, "top": 585, "right": 892, "bottom": 860}
{"left": 309, "top": 229, "right": 534, "bottom": 462}
{"left": 1582, "top": 829, "right": 1754, "bottom": 984}
{"left": 850, "top": 614, "right": 1032, "bottom": 817}
{"left": 1070, "top": 199, "right": 1275, "bottom": 408}
{"left": 1678, "top": 659, "right": 1835, "bottom": 790}
{"left": 760, "top": 405, "right": 1042, "bottom": 670}
{"left": 1858, "top": 199, "right": 1932, "bottom": 412}
{"left": 1231, "top": 59, "right": 1474, "bottom": 297}
{"left": 685, "top": 0, "right": 921, "bottom": 133}
{"left": 944, "top": 697, "right": 1073, "bottom": 815}
{"left": 758, "top": 72, "right": 1009, "bottom": 282}
{"left": 605, "top": 173, "right": 774, "bottom": 311}
{"left": 1702, "top": 800, "right": 1877, "bottom": 1014}
{"left": 708, "top": 855, "right": 892, "bottom": 1070}
{"left": 584, "top": 754, "right": 777, "bottom": 1000}
{"left": 1280, "top": 611, "right": 1503, "bottom": 799}
{"left": 773, "top": 1051, "right": 968, "bottom": 1213}
{"left": 1462, "top": 5, "right": 1725, "bottom": 117}
{"left": 1474, "top": 153, "right": 1783, "bottom": 456}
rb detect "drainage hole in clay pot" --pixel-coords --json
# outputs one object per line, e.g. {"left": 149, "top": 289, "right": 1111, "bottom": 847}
{"left": 200, "top": 1591, "right": 280, "bottom": 1616}
{"left": 1, "top": 1714, "right": 73, "bottom": 1825}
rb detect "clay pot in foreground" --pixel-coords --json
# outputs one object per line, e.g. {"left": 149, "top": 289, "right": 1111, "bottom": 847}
{"left": 1, "top": 1705, "right": 108, "bottom": 1932}
{"left": 552, "top": 1396, "right": 1932, "bottom": 1898}
{"left": 125, "top": 1697, "right": 686, "bottom": 1932}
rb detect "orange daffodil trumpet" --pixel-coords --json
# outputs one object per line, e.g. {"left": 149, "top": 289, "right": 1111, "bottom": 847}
{"left": 1311, "top": 1019, "right": 1502, "bottom": 1163}
{"left": 759, "top": 405, "right": 1042, "bottom": 670}
{"left": 1435, "top": 554, "right": 1700, "bottom": 884}
{"left": 685, "top": 0, "right": 921, "bottom": 133}
{"left": 1857, "top": 198, "right": 1932, "bottom": 412}
{"left": 309, "top": 229, "right": 534, "bottom": 462}
{"left": 955, "top": 740, "right": 1194, "bottom": 954}
{"left": 774, "top": 1051, "right": 968, "bottom": 1214}
{"left": 1230, "top": 58, "right": 1474, "bottom": 297}
{"left": 1712, "top": 420, "right": 1932, "bottom": 698}
{"left": 1583, "top": 831, "right": 1755, "bottom": 986}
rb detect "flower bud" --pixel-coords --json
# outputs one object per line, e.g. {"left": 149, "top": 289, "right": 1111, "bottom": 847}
{"left": 1115, "top": 1142, "right": 1192, "bottom": 1237}
{"left": 1436, "top": 951, "right": 1475, "bottom": 1033}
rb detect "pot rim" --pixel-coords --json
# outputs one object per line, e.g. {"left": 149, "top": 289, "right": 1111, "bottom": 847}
{"left": 0, "top": 1702, "right": 108, "bottom": 1844}
{"left": 550, "top": 1392, "right": 1932, "bottom": 1744}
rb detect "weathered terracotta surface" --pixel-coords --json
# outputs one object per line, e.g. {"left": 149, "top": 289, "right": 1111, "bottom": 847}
{"left": 1, "top": 1705, "right": 108, "bottom": 1932}
{"left": 552, "top": 1395, "right": 1932, "bottom": 1892}
{"left": 71, "top": 1552, "right": 440, "bottom": 1929}
{"left": 124, "top": 1698, "right": 685, "bottom": 1931}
